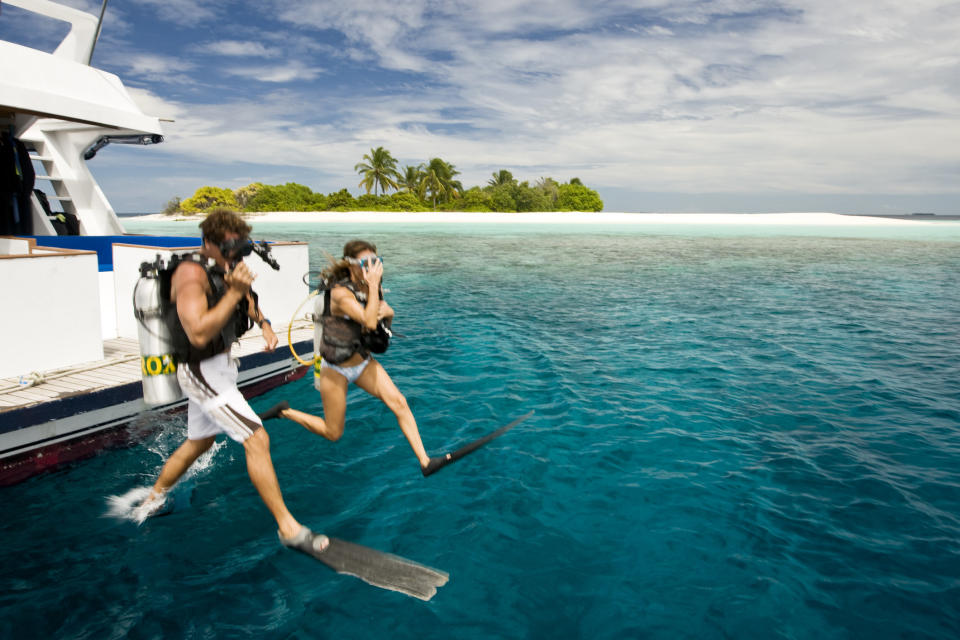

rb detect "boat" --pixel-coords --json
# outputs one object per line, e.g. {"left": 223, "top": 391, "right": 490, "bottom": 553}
{"left": 0, "top": 0, "right": 314, "bottom": 486}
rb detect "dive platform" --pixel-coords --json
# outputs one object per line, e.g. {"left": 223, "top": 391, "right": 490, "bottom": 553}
{"left": 0, "top": 322, "right": 315, "bottom": 486}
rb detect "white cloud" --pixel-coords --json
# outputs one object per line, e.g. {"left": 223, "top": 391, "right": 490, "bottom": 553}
{"left": 126, "top": 87, "right": 183, "bottom": 122}
{"left": 104, "top": 0, "right": 960, "bottom": 205}
{"left": 223, "top": 62, "right": 323, "bottom": 83}
{"left": 132, "top": 0, "right": 219, "bottom": 26}
{"left": 124, "top": 53, "right": 194, "bottom": 75}
{"left": 194, "top": 40, "right": 282, "bottom": 58}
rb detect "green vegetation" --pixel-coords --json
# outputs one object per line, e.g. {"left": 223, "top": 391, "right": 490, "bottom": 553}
{"left": 167, "top": 147, "right": 603, "bottom": 214}
{"left": 161, "top": 196, "right": 182, "bottom": 216}
{"left": 180, "top": 186, "right": 237, "bottom": 213}
{"left": 244, "top": 182, "right": 327, "bottom": 211}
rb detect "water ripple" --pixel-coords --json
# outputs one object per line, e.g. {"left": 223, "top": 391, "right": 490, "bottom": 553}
{"left": 2, "top": 232, "right": 959, "bottom": 639}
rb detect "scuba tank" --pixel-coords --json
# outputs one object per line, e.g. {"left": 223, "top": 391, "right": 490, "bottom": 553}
{"left": 133, "top": 256, "right": 183, "bottom": 406}
{"left": 312, "top": 287, "right": 326, "bottom": 391}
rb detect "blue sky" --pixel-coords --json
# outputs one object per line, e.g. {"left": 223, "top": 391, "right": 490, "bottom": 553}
{"left": 4, "top": 0, "right": 959, "bottom": 214}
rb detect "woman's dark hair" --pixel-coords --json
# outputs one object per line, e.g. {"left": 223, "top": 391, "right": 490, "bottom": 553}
{"left": 321, "top": 239, "right": 378, "bottom": 283}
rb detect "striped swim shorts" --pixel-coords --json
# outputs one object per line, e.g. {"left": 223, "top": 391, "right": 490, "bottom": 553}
{"left": 177, "top": 352, "right": 262, "bottom": 443}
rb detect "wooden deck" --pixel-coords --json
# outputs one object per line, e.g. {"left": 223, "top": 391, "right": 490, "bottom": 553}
{"left": 0, "top": 321, "right": 315, "bottom": 412}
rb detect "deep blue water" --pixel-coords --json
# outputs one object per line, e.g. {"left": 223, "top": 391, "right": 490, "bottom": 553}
{"left": 2, "top": 222, "right": 959, "bottom": 639}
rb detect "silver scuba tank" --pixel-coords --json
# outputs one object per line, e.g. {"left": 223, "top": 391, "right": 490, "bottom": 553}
{"left": 134, "top": 257, "right": 183, "bottom": 406}
{"left": 312, "top": 289, "right": 325, "bottom": 391}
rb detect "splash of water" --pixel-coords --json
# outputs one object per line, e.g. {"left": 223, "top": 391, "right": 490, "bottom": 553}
{"left": 104, "top": 438, "right": 228, "bottom": 523}
{"left": 106, "top": 486, "right": 156, "bottom": 523}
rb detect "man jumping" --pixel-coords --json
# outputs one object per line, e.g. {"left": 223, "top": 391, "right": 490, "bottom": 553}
{"left": 136, "top": 208, "right": 324, "bottom": 553}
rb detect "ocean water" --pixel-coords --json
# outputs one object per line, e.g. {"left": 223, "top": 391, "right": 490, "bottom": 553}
{"left": 2, "top": 221, "right": 959, "bottom": 639}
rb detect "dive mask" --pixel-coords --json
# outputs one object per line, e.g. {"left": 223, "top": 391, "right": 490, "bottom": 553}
{"left": 346, "top": 255, "right": 383, "bottom": 269}
{"left": 218, "top": 237, "right": 280, "bottom": 270}
{"left": 219, "top": 237, "right": 253, "bottom": 261}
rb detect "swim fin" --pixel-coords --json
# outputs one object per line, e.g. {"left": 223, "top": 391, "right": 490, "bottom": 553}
{"left": 317, "top": 537, "right": 449, "bottom": 601}
{"left": 257, "top": 400, "right": 289, "bottom": 421}
{"left": 282, "top": 528, "right": 449, "bottom": 601}
{"left": 422, "top": 410, "right": 534, "bottom": 477}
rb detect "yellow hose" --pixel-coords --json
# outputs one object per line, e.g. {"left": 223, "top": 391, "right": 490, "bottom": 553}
{"left": 288, "top": 290, "right": 319, "bottom": 367}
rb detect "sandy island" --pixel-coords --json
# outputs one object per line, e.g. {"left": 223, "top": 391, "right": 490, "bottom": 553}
{"left": 127, "top": 211, "right": 938, "bottom": 227}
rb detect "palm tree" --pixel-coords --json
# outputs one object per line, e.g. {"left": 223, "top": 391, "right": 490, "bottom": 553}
{"left": 488, "top": 169, "right": 515, "bottom": 187}
{"left": 536, "top": 176, "right": 559, "bottom": 204}
{"left": 354, "top": 146, "right": 399, "bottom": 196}
{"left": 399, "top": 164, "right": 424, "bottom": 193}
{"left": 418, "top": 157, "right": 462, "bottom": 210}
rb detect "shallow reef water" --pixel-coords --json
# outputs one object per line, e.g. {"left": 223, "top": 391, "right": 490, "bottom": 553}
{"left": 2, "top": 223, "right": 958, "bottom": 639}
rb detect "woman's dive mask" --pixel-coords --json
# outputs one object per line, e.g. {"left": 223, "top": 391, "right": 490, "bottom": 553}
{"left": 345, "top": 255, "right": 383, "bottom": 269}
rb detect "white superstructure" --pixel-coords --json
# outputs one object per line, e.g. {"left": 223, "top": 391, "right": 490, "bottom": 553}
{"left": 0, "top": 0, "right": 165, "bottom": 375}
{"left": 0, "top": 0, "right": 309, "bottom": 379}
{"left": 1, "top": 0, "right": 165, "bottom": 235}
{"left": 0, "top": 2, "right": 313, "bottom": 485}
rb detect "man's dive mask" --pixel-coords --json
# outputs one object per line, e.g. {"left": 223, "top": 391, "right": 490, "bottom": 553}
{"left": 216, "top": 237, "right": 280, "bottom": 270}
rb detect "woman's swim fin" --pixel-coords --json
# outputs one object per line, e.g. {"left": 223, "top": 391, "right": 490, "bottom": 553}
{"left": 422, "top": 410, "right": 534, "bottom": 477}
{"left": 258, "top": 400, "right": 289, "bottom": 421}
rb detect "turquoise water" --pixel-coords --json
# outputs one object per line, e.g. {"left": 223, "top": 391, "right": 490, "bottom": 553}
{"left": 3, "top": 222, "right": 959, "bottom": 639}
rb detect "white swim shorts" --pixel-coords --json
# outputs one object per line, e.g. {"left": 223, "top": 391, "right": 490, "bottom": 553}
{"left": 177, "top": 353, "right": 262, "bottom": 443}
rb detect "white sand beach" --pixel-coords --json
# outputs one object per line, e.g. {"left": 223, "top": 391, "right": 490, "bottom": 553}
{"left": 127, "top": 211, "right": 938, "bottom": 227}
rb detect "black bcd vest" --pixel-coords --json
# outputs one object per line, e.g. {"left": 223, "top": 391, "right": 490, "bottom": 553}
{"left": 320, "top": 278, "right": 390, "bottom": 364}
{"left": 162, "top": 253, "right": 255, "bottom": 364}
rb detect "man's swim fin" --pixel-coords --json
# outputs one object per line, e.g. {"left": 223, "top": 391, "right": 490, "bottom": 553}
{"left": 282, "top": 528, "right": 449, "bottom": 601}
{"left": 318, "top": 537, "right": 449, "bottom": 601}
{"left": 422, "top": 410, "right": 534, "bottom": 477}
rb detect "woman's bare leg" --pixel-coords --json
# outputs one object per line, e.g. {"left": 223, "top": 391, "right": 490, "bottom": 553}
{"left": 276, "top": 370, "right": 348, "bottom": 442}
{"left": 354, "top": 359, "right": 431, "bottom": 468}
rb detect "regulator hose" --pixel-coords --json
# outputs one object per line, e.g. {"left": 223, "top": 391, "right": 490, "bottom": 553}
{"left": 288, "top": 290, "right": 320, "bottom": 367}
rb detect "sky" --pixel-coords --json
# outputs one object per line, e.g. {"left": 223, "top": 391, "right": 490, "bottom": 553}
{"left": 3, "top": 0, "right": 959, "bottom": 214}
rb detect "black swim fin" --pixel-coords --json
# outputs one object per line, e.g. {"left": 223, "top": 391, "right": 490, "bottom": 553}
{"left": 282, "top": 528, "right": 449, "bottom": 601}
{"left": 422, "top": 410, "right": 534, "bottom": 477}
{"left": 258, "top": 400, "right": 289, "bottom": 421}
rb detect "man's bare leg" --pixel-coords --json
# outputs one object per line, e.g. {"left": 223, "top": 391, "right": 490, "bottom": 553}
{"left": 147, "top": 436, "right": 215, "bottom": 499}
{"left": 133, "top": 437, "right": 215, "bottom": 520}
{"left": 243, "top": 427, "right": 303, "bottom": 540}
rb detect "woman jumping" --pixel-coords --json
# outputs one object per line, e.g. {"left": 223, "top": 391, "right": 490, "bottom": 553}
{"left": 260, "top": 239, "right": 450, "bottom": 476}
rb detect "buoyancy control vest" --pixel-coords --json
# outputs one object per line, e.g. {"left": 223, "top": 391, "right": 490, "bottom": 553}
{"left": 163, "top": 253, "right": 256, "bottom": 364}
{"left": 319, "top": 278, "right": 391, "bottom": 365}
{"left": 320, "top": 279, "right": 370, "bottom": 365}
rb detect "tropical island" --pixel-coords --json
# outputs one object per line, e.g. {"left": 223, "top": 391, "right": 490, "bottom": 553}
{"left": 163, "top": 147, "right": 604, "bottom": 215}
